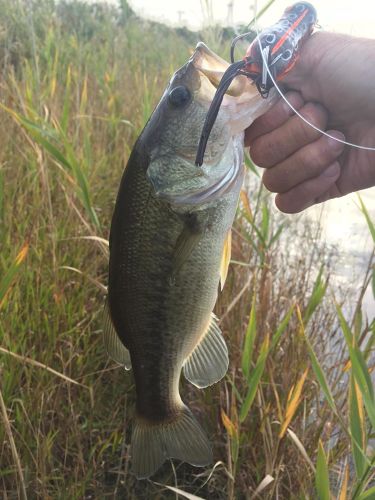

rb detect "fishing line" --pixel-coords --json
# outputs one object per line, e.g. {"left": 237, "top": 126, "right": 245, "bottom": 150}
{"left": 251, "top": 9, "right": 375, "bottom": 152}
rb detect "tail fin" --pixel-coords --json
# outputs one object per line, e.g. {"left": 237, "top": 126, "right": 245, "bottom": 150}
{"left": 131, "top": 406, "right": 212, "bottom": 479}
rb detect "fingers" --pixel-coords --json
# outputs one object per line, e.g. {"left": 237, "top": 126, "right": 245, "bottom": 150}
{"left": 245, "top": 91, "right": 304, "bottom": 144}
{"left": 275, "top": 162, "right": 341, "bottom": 213}
{"left": 245, "top": 92, "right": 347, "bottom": 213}
{"left": 249, "top": 102, "right": 328, "bottom": 168}
{"left": 262, "top": 131, "right": 345, "bottom": 193}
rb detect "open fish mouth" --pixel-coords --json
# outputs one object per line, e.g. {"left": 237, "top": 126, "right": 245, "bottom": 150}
{"left": 192, "top": 42, "right": 253, "bottom": 98}
{"left": 190, "top": 43, "right": 276, "bottom": 168}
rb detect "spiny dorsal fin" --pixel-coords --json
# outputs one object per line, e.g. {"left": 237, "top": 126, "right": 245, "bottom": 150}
{"left": 220, "top": 229, "right": 231, "bottom": 291}
{"left": 103, "top": 298, "right": 131, "bottom": 370}
{"left": 183, "top": 313, "right": 228, "bottom": 388}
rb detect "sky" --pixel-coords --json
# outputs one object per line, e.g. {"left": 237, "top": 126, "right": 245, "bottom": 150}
{"left": 125, "top": 0, "right": 375, "bottom": 38}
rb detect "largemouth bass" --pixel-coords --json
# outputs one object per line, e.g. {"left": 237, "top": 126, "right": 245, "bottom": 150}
{"left": 103, "top": 43, "right": 277, "bottom": 479}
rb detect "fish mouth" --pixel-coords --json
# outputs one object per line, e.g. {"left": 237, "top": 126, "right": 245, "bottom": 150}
{"left": 191, "top": 42, "right": 255, "bottom": 99}
{"left": 190, "top": 43, "right": 276, "bottom": 167}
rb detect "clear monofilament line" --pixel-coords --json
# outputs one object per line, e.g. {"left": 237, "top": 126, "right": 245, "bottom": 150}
{"left": 253, "top": 15, "right": 375, "bottom": 152}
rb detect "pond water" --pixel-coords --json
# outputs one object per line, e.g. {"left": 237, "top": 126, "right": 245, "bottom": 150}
{"left": 307, "top": 188, "right": 375, "bottom": 321}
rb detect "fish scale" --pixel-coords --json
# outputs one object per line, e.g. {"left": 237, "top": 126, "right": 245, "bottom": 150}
{"left": 104, "top": 42, "right": 278, "bottom": 478}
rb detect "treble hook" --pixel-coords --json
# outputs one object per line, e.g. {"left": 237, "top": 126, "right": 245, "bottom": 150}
{"left": 230, "top": 30, "right": 254, "bottom": 63}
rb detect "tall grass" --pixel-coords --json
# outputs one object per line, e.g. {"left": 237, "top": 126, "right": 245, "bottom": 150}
{"left": 0, "top": 1, "right": 373, "bottom": 498}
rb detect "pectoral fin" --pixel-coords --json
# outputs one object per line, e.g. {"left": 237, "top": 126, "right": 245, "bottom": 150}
{"left": 220, "top": 229, "right": 232, "bottom": 290}
{"left": 172, "top": 215, "right": 203, "bottom": 275}
{"left": 173, "top": 228, "right": 201, "bottom": 274}
{"left": 183, "top": 313, "right": 228, "bottom": 388}
{"left": 102, "top": 299, "right": 132, "bottom": 370}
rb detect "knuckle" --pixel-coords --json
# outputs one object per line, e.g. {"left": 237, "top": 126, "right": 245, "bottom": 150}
{"left": 303, "top": 136, "right": 343, "bottom": 174}
{"left": 306, "top": 141, "right": 332, "bottom": 171}
{"left": 249, "top": 138, "right": 269, "bottom": 166}
{"left": 257, "top": 111, "right": 278, "bottom": 132}
{"left": 265, "top": 139, "right": 283, "bottom": 165}
{"left": 262, "top": 169, "right": 280, "bottom": 193}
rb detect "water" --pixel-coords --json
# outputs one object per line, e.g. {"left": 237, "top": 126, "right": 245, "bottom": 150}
{"left": 308, "top": 188, "right": 375, "bottom": 321}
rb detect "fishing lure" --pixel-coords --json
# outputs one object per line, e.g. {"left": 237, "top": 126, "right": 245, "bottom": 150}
{"left": 195, "top": 2, "right": 317, "bottom": 167}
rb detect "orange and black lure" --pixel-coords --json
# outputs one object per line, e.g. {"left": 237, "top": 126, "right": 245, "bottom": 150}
{"left": 195, "top": 2, "right": 317, "bottom": 166}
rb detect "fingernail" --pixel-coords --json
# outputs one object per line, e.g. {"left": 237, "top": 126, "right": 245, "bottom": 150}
{"left": 282, "top": 100, "right": 293, "bottom": 115}
{"left": 326, "top": 131, "right": 345, "bottom": 150}
{"left": 323, "top": 163, "right": 340, "bottom": 177}
{"left": 282, "top": 98, "right": 300, "bottom": 116}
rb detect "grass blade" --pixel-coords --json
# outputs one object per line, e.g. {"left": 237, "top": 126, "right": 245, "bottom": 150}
{"left": 286, "top": 429, "right": 315, "bottom": 472}
{"left": 244, "top": 154, "right": 259, "bottom": 177}
{"left": 338, "top": 463, "right": 349, "bottom": 500}
{"left": 350, "top": 376, "right": 367, "bottom": 479}
{"left": 260, "top": 203, "right": 269, "bottom": 242}
{"left": 154, "top": 483, "right": 205, "bottom": 500}
{"left": 336, "top": 304, "right": 375, "bottom": 429}
{"left": 270, "top": 304, "right": 294, "bottom": 351}
{"left": 0, "top": 386, "right": 27, "bottom": 500}
{"left": 357, "top": 486, "right": 375, "bottom": 500}
{"left": 0, "top": 244, "right": 29, "bottom": 308}
{"left": 315, "top": 440, "right": 331, "bottom": 500}
{"left": 279, "top": 367, "right": 309, "bottom": 438}
{"left": 221, "top": 408, "right": 237, "bottom": 439}
{"left": 358, "top": 194, "right": 375, "bottom": 243}
{"left": 240, "top": 189, "right": 253, "bottom": 222}
{"left": 297, "top": 306, "right": 337, "bottom": 413}
{"left": 303, "top": 266, "right": 327, "bottom": 325}
{"left": 250, "top": 474, "right": 274, "bottom": 499}
{"left": 242, "top": 290, "right": 257, "bottom": 380}
{"left": 240, "top": 335, "right": 269, "bottom": 422}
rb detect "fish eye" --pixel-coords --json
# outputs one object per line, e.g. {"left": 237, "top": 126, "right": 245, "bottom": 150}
{"left": 265, "top": 33, "right": 276, "bottom": 44}
{"left": 295, "top": 3, "right": 306, "bottom": 12}
{"left": 281, "top": 49, "right": 293, "bottom": 61}
{"left": 168, "top": 86, "right": 191, "bottom": 107}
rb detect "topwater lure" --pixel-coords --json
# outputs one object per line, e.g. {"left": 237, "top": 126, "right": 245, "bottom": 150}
{"left": 195, "top": 2, "right": 318, "bottom": 166}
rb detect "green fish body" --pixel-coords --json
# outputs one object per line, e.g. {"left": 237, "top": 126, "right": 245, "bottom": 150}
{"left": 104, "top": 43, "right": 276, "bottom": 478}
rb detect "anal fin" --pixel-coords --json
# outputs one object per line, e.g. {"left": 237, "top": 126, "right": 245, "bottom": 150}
{"left": 102, "top": 298, "right": 132, "bottom": 370}
{"left": 183, "top": 313, "right": 228, "bottom": 388}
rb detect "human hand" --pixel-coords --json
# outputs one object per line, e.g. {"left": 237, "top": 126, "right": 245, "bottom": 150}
{"left": 245, "top": 31, "right": 375, "bottom": 213}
